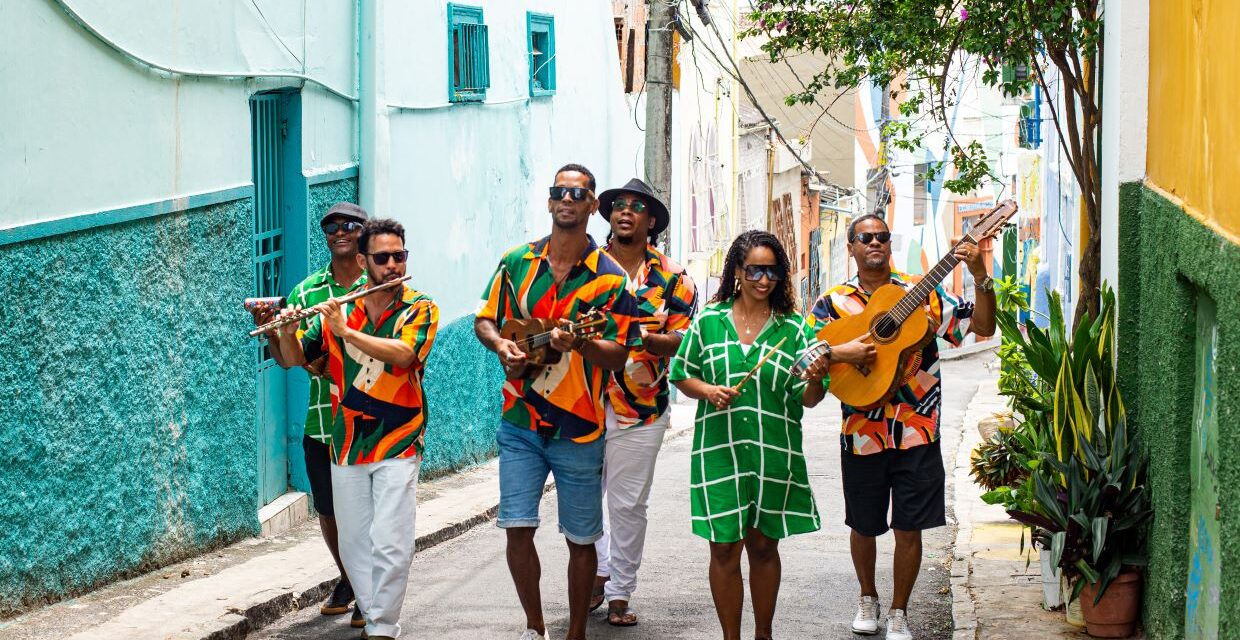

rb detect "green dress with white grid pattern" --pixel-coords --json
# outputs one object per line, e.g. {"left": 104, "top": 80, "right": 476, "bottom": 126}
{"left": 668, "top": 300, "right": 824, "bottom": 542}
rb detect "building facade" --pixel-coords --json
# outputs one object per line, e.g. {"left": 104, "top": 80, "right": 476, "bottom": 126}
{"left": 0, "top": 0, "right": 640, "bottom": 615}
{"left": 1105, "top": 1, "right": 1240, "bottom": 636}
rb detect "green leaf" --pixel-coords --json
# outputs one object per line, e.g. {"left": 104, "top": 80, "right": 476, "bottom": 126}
{"left": 1050, "top": 530, "right": 1066, "bottom": 569}
{"left": 1090, "top": 516, "right": 1108, "bottom": 563}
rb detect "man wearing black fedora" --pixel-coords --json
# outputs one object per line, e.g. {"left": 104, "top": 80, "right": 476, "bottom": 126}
{"left": 591, "top": 178, "right": 697, "bottom": 627}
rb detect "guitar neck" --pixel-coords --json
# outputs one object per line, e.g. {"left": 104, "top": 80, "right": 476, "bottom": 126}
{"left": 888, "top": 238, "right": 970, "bottom": 324}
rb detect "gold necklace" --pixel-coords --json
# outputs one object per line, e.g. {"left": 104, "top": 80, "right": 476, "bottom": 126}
{"left": 736, "top": 305, "right": 770, "bottom": 337}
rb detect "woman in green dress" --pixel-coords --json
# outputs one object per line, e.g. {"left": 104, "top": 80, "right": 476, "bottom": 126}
{"left": 669, "top": 230, "right": 869, "bottom": 640}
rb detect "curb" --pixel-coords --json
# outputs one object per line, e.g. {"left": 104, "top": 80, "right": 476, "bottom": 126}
{"left": 940, "top": 341, "right": 998, "bottom": 361}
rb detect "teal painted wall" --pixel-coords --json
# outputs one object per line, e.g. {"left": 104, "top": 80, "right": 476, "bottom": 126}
{"left": 0, "top": 197, "right": 257, "bottom": 616}
{"left": 422, "top": 315, "right": 505, "bottom": 477}
{"left": 1118, "top": 181, "right": 1240, "bottom": 638}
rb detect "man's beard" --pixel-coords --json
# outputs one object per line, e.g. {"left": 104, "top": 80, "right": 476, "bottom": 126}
{"left": 613, "top": 233, "right": 638, "bottom": 245}
{"left": 552, "top": 215, "right": 583, "bottom": 230}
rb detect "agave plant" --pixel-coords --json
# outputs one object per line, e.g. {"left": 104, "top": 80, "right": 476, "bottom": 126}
{"left": 998, "top": 284, "right": 1152, "bottom": 603}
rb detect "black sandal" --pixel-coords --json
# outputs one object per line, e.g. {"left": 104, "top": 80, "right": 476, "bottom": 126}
{"left": 589, "top": 581, "right": 607, "bottom": 612}
{"left": 607, "top": 603, "right": 638, "bottom": 627}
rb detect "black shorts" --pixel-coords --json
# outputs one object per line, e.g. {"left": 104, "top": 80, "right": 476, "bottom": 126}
{"left": 840, "top": 439, "right": 946, "bottom": 537}
{"left": 303, "top": 435, "right": 336, "bottom": 517}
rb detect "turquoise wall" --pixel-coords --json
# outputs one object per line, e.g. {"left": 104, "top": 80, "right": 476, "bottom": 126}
{"left": 422, "top": 315, "right": 504, "bottom": 477}
{"left": 0, "top": 196, "right": 258, "bottom": 616}
{"left": 1118, "top": 181, "right": 1240, "bottom": 638}
{"left": 0, "top": 177, "right": 506, "bottom": 615}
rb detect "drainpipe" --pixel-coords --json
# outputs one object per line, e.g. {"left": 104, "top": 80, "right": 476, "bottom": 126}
{"left": 359, "top": 0, "right": 390, "bottom": 215}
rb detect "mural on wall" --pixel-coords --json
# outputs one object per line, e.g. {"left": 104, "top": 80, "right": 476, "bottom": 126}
{"left": 1186, "top": 294, "right": 1221, "bottom": 640}
{"left": 771, "top": 192, "right": 796, "bottom": 273}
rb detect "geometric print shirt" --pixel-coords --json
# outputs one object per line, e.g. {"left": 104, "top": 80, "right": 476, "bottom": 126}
{"left": 809, "top": 271, "right": 973, "bottom": 455}
{"left": 286, "top": 263, "right": 368, "bottom": 442}
{"left": 302, "top": 285, "right": 438, "bottom": 465}
{"left": 668, "top": 300, "right": 822, "bottom": 542}
{"left": 603, "top": 243, "right": 697, "bottom": 429}
{"left": 477, "top": 235, "right": 643, "bottom": 443}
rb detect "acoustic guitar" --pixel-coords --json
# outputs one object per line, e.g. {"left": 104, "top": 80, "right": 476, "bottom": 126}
{"left": 801, "top": 200, "right": 1018, "bottom": 409}
{"left": 500, "top": 310, "right": 607, "bottom": 379}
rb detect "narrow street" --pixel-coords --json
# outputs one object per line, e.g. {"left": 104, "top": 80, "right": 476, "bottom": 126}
{"left": 256, "top": 352, "right": 995, "bottom": 640}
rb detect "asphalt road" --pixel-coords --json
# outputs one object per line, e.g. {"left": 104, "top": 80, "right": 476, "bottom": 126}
{"left": 256, "top": 352, "right": 995, "bottom": 640}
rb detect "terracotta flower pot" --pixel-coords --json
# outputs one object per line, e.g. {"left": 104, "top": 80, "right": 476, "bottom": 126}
{"left": 1079, "top": 570, "right": 1142, "bottom": 638}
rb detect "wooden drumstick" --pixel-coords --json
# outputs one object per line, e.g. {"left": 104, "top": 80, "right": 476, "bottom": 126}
{"left": 732, "top": 337, "right": 788, "bottom": 393}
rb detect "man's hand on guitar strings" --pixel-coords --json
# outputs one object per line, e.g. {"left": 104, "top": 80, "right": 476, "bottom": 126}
{"left": 951, "top": 235, "right": 989, "bottom": 277}
{"left": 496, "top": 339, "right": 527, "bottom": 368}
{"left": 830, "top": 337, "right": 877, "bottom": 367}
{"left": 549, "top": 322, "right": 579, "bottom": 353}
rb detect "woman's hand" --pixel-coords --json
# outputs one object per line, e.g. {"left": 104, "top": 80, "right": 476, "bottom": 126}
{"left": 800, "top": 351, "right": 831, "bottom": 383}
{"left": 706, "top": 385, "right": 740, "bottom": 410}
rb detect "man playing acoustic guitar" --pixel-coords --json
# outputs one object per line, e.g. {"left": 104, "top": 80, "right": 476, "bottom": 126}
{"left": 474, "top": 164, "right": 643, "bottom": 640}
{"left": 810, "top": 214, "right": 995, "bottom": 640}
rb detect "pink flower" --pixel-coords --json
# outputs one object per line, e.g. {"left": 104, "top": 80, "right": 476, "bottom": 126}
{"left": 776, "top": 20, "right": 789, "bottom": 31}
{"left": 960, "top": 8, "right": 968, "bottom": 19}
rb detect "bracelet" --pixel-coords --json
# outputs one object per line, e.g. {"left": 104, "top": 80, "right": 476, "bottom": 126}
{"left": 571, "top": 335, "right": 587, "bottom": 352}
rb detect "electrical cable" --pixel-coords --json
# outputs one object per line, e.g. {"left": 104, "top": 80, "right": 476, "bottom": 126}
{"left": 51, "top": 0, "right": 359, "bottom": 102}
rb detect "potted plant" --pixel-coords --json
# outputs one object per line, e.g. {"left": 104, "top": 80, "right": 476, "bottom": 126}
{"left": 1000, "top": 285, "right": 1152, "bottom": 638}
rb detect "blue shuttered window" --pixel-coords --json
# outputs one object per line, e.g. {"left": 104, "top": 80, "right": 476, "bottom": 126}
{"left": 527, "top": 12, "right": 556, "bottom": 97}
{"left": 448, "top": 4, "right": 489, "bottom": 103}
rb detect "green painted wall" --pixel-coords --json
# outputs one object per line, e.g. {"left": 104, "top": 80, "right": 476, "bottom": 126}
{"left": 1117, "top": 181, "right": 1240, "bottom": 638}
{"left": 0, "top": 198, "right": 257, "bottom": 616}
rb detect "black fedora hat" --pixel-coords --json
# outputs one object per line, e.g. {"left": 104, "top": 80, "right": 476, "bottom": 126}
{"left": 598, "top": 178, "right": 670, "bottom": 237}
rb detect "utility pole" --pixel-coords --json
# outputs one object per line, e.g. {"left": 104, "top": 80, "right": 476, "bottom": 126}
{"left": 644, "top": 0, "right": 675, "bottom": 233}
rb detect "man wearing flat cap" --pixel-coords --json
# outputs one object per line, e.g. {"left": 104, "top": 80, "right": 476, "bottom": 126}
{"left": 591, "top": 178, "right": 697, "bottom": 627}
{"left": 248, "top": 201, "right": 368, "bottom": 626}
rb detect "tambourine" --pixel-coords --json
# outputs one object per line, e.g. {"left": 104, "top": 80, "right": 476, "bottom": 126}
{"left": 790, "top": 340, "right": 832, "bottom": 378}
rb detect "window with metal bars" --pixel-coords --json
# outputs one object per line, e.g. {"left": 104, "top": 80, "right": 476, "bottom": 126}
{"left": 448, "top": 4, "right": 489, "bottom": 103}
{"left": 527, "top": 12, "right": 555, "bottom": 96}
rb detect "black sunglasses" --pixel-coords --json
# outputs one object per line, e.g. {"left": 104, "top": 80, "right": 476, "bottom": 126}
{"left": 322, "top": 220, "right": 363, "bottom": 235}
{"left": 853, "top": 231, "right": 892, "bottom": 245}
{"left": 743, "top": 264, "right": 784, "bottom": 282}
{"left": 549, "top": 186, "right": 593, "bottom": 201}
{"left": 610, "top": 199, "right": 648, "bottom": 214}
{"left": 366, "top": 250, "right": 409, "bottom": 265}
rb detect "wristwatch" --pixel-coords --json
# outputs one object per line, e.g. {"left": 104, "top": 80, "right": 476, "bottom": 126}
{"left": 975, "top": 275, "right": 995, "bottom": 292}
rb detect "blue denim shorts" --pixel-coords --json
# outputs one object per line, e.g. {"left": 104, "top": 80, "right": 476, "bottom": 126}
{"left": 496, "top": 420, "right": 605, "bottom": 545}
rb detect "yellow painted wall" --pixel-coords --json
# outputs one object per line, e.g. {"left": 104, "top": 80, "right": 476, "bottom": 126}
{"left": 1147, "top": 0, "right": 1240, "bottom": 241}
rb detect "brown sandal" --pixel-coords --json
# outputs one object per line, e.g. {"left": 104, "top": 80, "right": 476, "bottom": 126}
{"left": 607, "top": 603, "right": 638, "bottom": 626}
{"left": 589, "top": 580, "right": 607, "bottom": 612}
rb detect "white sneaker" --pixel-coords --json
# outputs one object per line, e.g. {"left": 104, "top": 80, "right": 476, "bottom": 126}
{"left": 517, "top": 630, "right": 545, "bottom": 640}
{"left": 852, "top": 595, "right": 881, "bottom": 635}
{"left": 885, "top": 608, "right": 913, "bottom": 640}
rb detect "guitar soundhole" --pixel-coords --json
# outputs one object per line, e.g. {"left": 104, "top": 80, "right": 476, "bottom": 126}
{"left": 871, "top": 314, "right": 900, "bottom": 343}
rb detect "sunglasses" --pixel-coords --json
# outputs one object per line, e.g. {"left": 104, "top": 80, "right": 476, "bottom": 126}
{"left": 853, "top": 231, "right": 892, "bottom": 245}
{"left": 322, "top": 220, "right": 363, "bottom": 235}
{"left": 549, "top": 186, "right": 593, "bottom": 201}
{"left": 366, "top": 250, "right": 409, "bottom": 265}
{"left": 743, "top": 264, "right": 784, "bottom": 282}
{"left": 610, "top": 199, "right": 648, "bottom": 214}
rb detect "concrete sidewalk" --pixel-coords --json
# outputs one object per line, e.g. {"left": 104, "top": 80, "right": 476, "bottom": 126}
{"left": 948, "top": 378, "right": 1140, "bottom": 639}
{"left": 0, "top": 456, "right": 511, "bottom": 640}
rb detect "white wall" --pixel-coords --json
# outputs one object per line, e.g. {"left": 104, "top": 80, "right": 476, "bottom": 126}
{"left": 381, "top": 0, "right": 643, "bottom": 319}
{"left": 1, "top": 0, "right": 357, "bottom": 226}
{"left": 1099, "top": 0, "right": 1149, "bottom": 289}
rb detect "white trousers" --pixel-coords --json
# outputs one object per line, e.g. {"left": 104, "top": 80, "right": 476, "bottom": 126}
{"left": 594, "top": 408, "right": 668, "bottom": 602}
{"left": 331, "top": 456, "right": 420, "bottom": 638}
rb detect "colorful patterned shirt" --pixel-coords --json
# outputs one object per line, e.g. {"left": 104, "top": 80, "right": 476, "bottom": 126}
{"left": 809, "top": 272, "right": 973, "bottom": 455}
{"left": 302, "top": 285, "right": 439, "bottom": 465}
{"left": 477, "top": 235, "right": 643, "bottom": 443}
{"left": 287, "top": 264, "right": 368, "bottom": 442}
{"left": 603, "top": 243, "right": 697, "bottom": 429}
